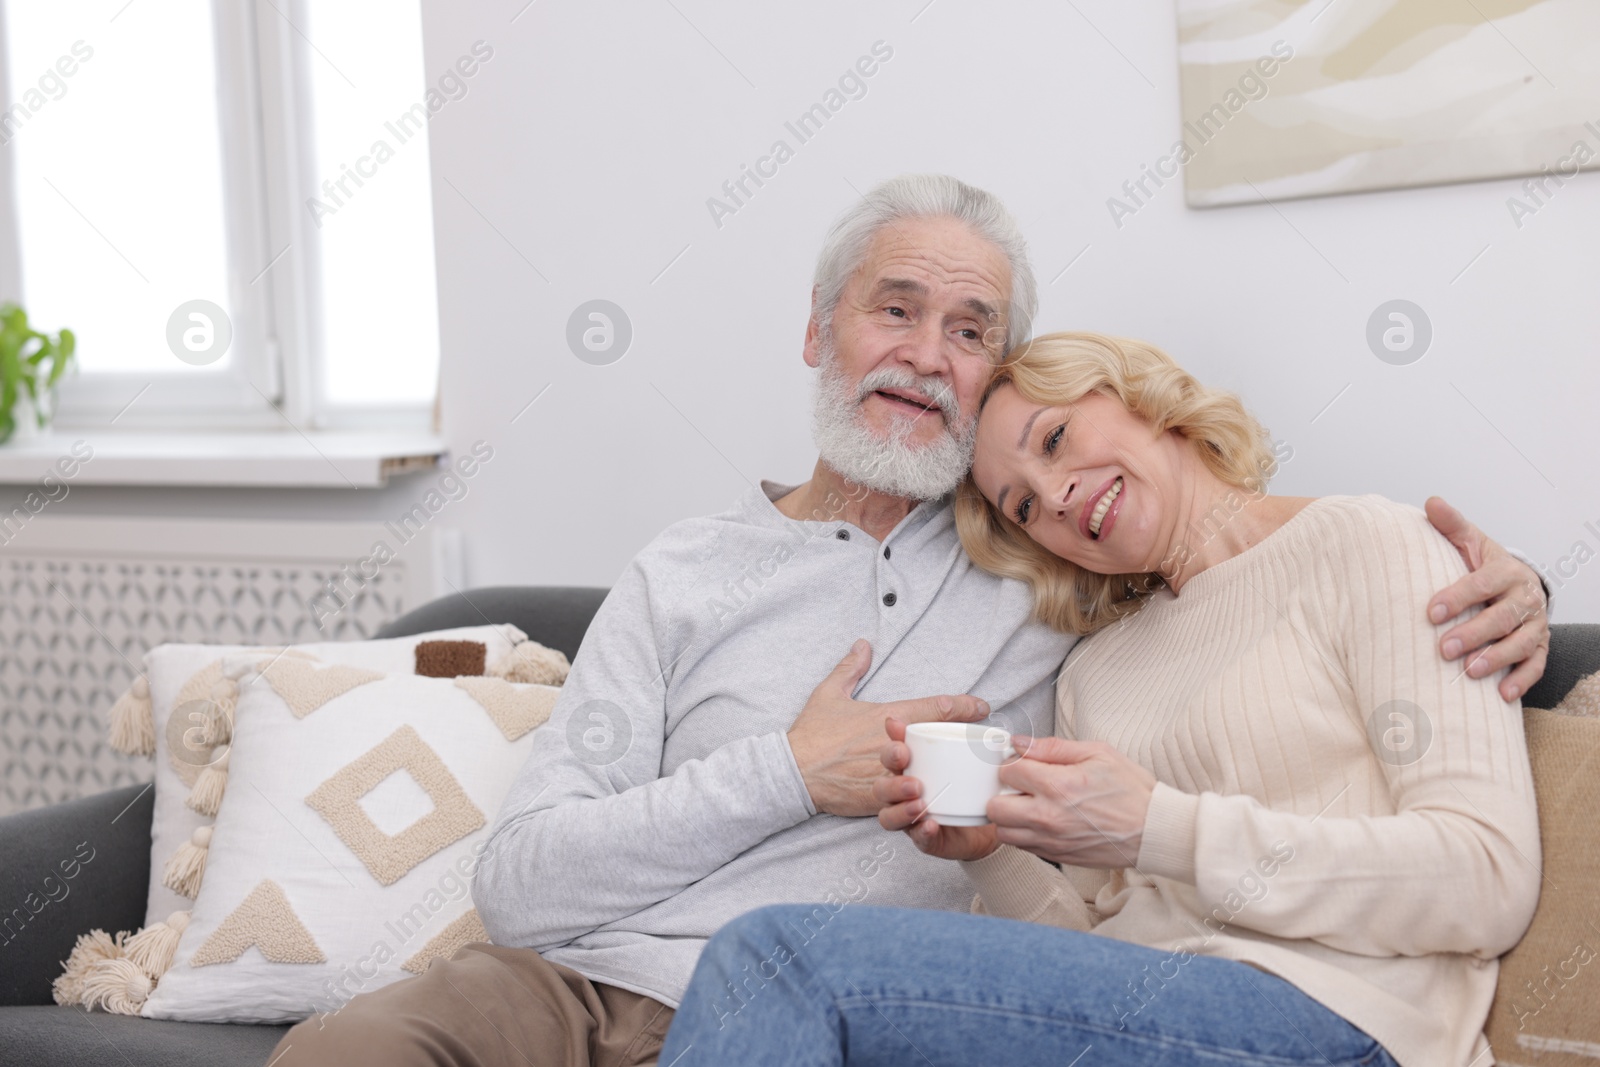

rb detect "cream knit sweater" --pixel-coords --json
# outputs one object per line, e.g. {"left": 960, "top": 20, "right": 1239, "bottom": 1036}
{"left": 961, "top": 495, "right": 1541, "bottom": 1067}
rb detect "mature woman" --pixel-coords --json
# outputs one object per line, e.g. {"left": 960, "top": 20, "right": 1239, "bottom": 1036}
{"left": 657, "top": 332, "right": 1541, "bottom": 1067}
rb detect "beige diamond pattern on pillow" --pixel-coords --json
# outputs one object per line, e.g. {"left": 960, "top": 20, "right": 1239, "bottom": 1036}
{"left": 453, "top": 677, "right": 559, "bottom": 741}
{"left": 259, "top": 659, "right": 383, "bottom": 719}
{"left": 191, "top": 880, "right": 325, "bottom": 967}
{"left": 305, "top": 725, "right": 485, "bottom": 886}
{"left": 401, "top": 908, "right": 490, "bottom": 975}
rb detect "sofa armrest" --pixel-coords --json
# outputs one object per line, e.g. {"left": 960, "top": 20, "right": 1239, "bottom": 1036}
{"left": 0, "top": 783, "right": 154, "bottom": 1006}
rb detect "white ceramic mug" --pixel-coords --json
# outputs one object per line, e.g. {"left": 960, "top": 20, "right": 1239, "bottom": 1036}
{"left": 904, "top": 722, "right": 1019, "bottom": 826}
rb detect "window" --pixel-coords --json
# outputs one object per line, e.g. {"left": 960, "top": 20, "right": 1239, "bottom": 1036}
{"left": 0, "top": 0, "right": 440, "bottom": 431}
{"left": 302, "top": 3, "right": 440, "bottom": 410}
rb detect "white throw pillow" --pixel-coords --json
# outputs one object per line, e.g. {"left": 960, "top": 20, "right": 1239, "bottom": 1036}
{"left": 140, "top": 667, "right": 556, "bottom": 1023}
{"left": 137, "top": 625, "right": 527, "bottom": 927}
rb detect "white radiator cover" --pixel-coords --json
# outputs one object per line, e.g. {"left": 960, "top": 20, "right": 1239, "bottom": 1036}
{"left": 0, "top": 516, "right": 456, "bottom": 815}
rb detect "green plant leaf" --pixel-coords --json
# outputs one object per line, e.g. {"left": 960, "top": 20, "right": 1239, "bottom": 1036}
{"left": 0, "top": 338, "right": 17, "bottom": 444}
{"left": 2, "top": 303, "right": 25, "bottom": 330}
{"left": 0, "top": 316, "right": 19, "bottom": 363}
{"left": 0, "top": 304, "right": 74, "bottom": 433}
{"left": 49, "top": 328, "right": 75, "bottom": 387}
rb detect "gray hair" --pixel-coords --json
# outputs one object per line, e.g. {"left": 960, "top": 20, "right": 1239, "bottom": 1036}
{"left": 812, "top": 174, "right": 1037, "bottom": 353}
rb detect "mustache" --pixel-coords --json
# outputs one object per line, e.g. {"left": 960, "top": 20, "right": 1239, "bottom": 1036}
{"left": 855, "top": 367, "right": 961, "bottom": 424}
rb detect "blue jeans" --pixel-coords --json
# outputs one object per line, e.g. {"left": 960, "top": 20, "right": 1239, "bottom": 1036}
{"left": 659, "top": 904, "right": 1401, "bottom": 1067}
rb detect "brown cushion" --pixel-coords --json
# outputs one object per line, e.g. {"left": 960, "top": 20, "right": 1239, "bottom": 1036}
{"left": 413, "top": 640, "right": 487, "bottom": 678}
{"left": 1485, "top": 675, "right": 1600, "bottom": 1063}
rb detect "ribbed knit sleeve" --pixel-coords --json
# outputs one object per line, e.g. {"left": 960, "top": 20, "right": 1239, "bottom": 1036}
{"left": 961, "top": 846, "right": 1096, "bottom": 931}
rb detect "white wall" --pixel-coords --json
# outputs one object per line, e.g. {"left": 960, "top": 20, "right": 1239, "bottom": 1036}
{"left": 416, "top": 0, "right": 1600, "bottom": 619}
{"left": 51, "top": 0, "right": 1600, "bottom": 622}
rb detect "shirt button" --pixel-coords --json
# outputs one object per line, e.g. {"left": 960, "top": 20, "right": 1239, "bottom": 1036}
{"left": 883, "top": 545, "right": 891, "bottom": 559}
{"left": 882, "top": 592, "right": 897, "bottom": 607}
{"left": 835, "top": 529, "right": 849, "bottom": 541}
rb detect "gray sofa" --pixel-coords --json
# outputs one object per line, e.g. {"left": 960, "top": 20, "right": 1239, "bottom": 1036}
{"left": 1, "top": 585, "right": 1595, "bottom": 1066}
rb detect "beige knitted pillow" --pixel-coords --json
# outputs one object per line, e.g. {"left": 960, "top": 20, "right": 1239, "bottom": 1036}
{"left": 137, "top": 669, "right": 557, "bottom": 1023}
{"left": 1485, "top": 673, "right": 1600, "bottom": 1064}
{"left": 105, "top": 626, "right": 535, "bottom": 928}
{"left": 58, "top": 627, "right": 566, "bottom": 1016}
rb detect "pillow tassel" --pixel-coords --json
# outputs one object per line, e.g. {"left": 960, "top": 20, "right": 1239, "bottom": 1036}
{"left": 185, "top": 746, "right": 229, "bottom": 816}
{"left": 52, "top": 929, "right": 127, "bottom": 1006}
{"left": 163, "top": 825, "right": 213, "bottom": 899}
{"left": 80, "top": 957, "right": 152, "bottom": 1015}
{"left": 201, "top": 678, "right": 237, "bottom": 746}
{"left": 124, "top": 910, "right": 190, "bottom": 979}
{"left": 108, "top": 676, "right": 154, "bottom": 756}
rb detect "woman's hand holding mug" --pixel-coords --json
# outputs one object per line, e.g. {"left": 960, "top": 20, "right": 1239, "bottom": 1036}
{"left": 986, "top": 736, "right": 1158, "bottom": 869}
{"left": 877, "top": 725, "right": 1158, "bottom": 870}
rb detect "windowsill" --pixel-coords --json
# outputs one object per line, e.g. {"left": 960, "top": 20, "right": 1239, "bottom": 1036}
{"left": 0, "top": 430, "right": 446, "bottom": 488}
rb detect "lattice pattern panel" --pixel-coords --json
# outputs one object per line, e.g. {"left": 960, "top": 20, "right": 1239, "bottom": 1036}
{"left": 0, "top": 557, "right": 410, "bottom": 815}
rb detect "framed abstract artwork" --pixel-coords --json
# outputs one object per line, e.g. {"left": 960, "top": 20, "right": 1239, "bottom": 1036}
{"left": 1172, "top": 0, "right": 1600, "bottom": 209}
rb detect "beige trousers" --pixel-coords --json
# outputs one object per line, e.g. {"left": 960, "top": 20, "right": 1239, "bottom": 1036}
{"left": 267, "top": 943, "right": 674, "bottom": 1067}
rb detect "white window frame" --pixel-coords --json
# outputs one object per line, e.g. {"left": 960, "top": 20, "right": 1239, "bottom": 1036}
{"left": 0, "top": 0, "right": 436, "bottom": 434}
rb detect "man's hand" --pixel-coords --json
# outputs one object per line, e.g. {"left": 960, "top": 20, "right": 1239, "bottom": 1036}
{"left": 790, "top": 640, "right": 990, "bottom": 817}
{"left": 1425, "top": 497, "right": 1550, "bottom": 701}
{"left": 874, "top": 716, "right": 1000, "bottom": 861}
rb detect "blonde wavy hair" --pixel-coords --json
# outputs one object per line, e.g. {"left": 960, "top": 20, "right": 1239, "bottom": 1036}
{"left": 954, "top": 331, "right": 1279, "bottom": 635}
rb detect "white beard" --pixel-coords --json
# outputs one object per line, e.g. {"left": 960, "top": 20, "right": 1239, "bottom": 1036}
{"left": 810, "top": 330, "right": 977, "bottom": 502}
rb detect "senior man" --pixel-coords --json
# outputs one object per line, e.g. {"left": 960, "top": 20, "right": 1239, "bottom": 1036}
{"left": 272, "top": 174, "right": 1549, "bottom": 1067}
